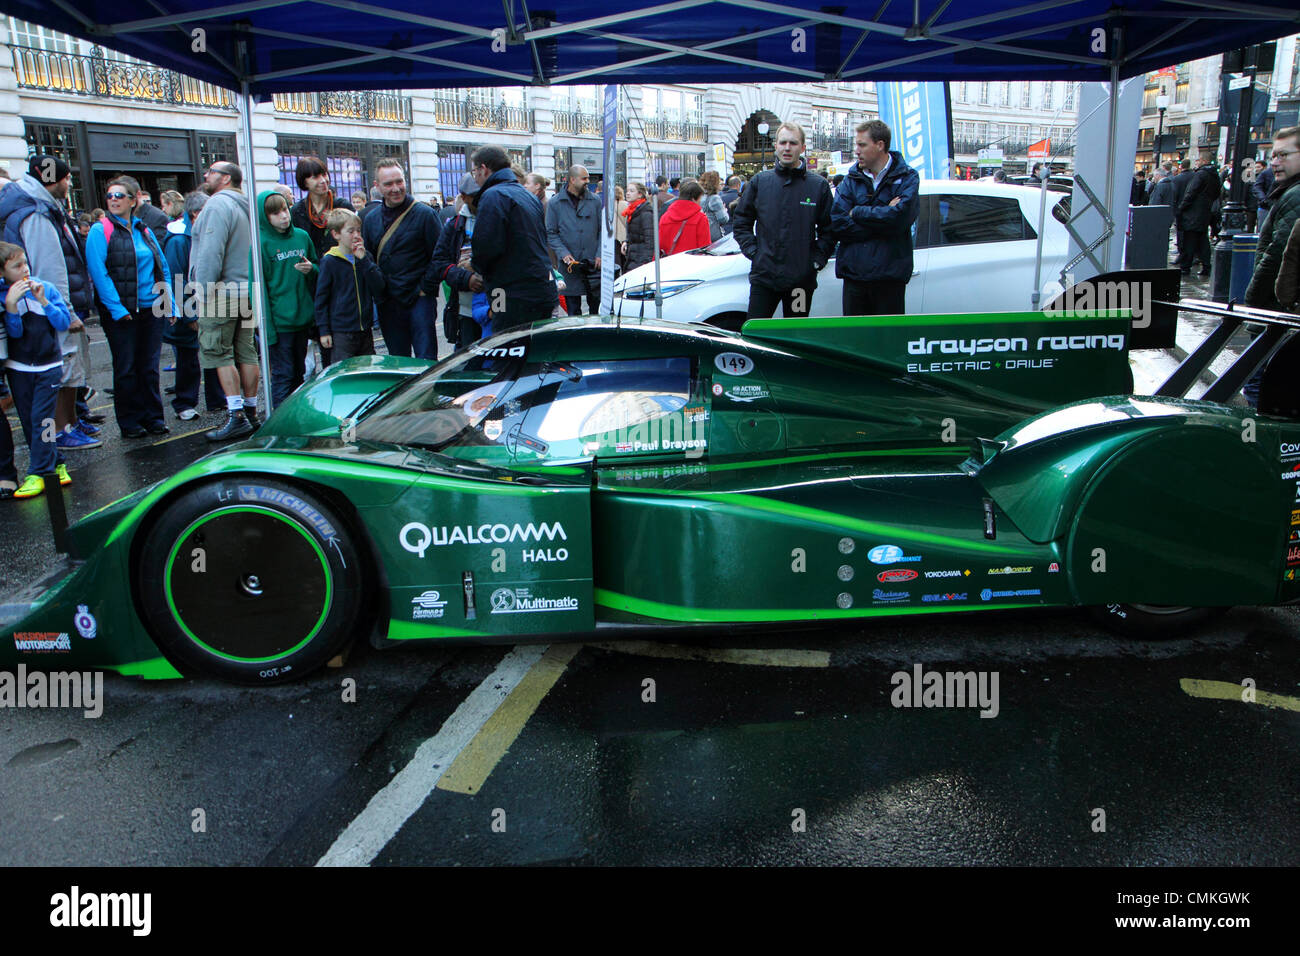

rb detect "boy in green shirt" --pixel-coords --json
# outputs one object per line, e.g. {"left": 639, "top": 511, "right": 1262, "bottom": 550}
{"left": 256, "top": 190, "right": 318, "bottom": 405}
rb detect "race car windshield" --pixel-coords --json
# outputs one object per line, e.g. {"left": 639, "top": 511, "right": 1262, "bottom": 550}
{"left": 353, "top": 343, "right": 529, "bottom": 450}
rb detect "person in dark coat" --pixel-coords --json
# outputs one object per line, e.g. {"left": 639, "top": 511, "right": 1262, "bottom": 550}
{"left": 1177, "top": 158, "right": 1217, "bottom": 275}
{"left": 546, "top": 164, "right": 603, "bottom": 315}
{"left": 1253, "top": 163, "right": 1277, "bottom": 225}
{"left": 431, "top": 174, "right": 486, "bottom": 350}
{"left": 468, "top": 145, "right": 558, "bottom": 330}
{"left": 289, "top": 156, "right": 351, "bottom": 260}
{"left": 1149, "top": 167, "right": 1176, "bottom": 206}
{"left": 1170, "top": 159, "right": 1194, "bottom": 255}
{"left": 831, "top": 119, "right": 921, "bottom": 317}
{"left": 732, "top": 121, "right": 835, "bottom": 319}
{"left": 719, "top": 177, "right": 741, "bottom": 227}
{"left": 359, "top": 159, "right": 442, "bottom": 359}
{"left": 1130, "top": 170, "right": 1148, "bottom": 206}
{"left": 621, "top": 182, "right": 655, "bottom": 274}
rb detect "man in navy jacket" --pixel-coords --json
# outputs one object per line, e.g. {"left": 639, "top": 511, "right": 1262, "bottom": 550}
{"left": 360, "top": 159, "right": 441, "bottom": 360}
{"left": 831, "top": 120, "right": 920, "bottom": 317}
{"left": 469, "top": 145, "right": 557, "bottom": 330}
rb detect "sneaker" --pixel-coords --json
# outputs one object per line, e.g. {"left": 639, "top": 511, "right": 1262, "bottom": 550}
{"left": 55, "top": 463, "right": 71, "bottom": 486}
{"left": 14, "top": 475, "right": 44, "bottom": 499}
{"left": 177, "top": 408, "right": 199, "bottom": 421}
{"left": 205, "top": 410, "right": 254, "bottom": 442}
{"left": 81, "top": 412, "right": 107, "bottom": 424}
{"left": 56, "top": 427, "right": 102, "bottom": 450}
{"left": 76, "top": 421, "right": 101, "bottom": 436}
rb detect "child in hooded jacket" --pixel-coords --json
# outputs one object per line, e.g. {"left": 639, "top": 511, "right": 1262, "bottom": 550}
{"left": 314, "top": 209, "right": 385, "bottom": 364}
{"left": 255, "top": 189, "right": 318, "bottom": 403}
{"left": 1, "top": 241, "right": 72, "bottom": 498}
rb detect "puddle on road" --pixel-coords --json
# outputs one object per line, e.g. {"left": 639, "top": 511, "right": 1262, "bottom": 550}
{"left": 7, "top": 738, "right": 81, "bottom": 768}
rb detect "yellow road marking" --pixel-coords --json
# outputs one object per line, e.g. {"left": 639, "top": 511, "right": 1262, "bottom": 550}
{"left": 1180, "top": 678, "right": 1300, "bottom": 713}
{"left": 150, "top": 425, "right": 214, "bottom": 446}
{"left": 436, "top": 643, "right": 583, "bottom": 795}
{"left": 587, "top": 640, "right": 830, "bottom": 668}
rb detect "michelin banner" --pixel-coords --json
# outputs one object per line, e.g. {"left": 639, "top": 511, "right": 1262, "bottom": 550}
{"left": 875, "top": 81, "right": 953, "bottom": 181}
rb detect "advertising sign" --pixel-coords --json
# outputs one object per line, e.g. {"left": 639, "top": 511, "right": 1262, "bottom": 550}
{"left": 875, "top": 81, "right": 953, "bottom": 181}
{"left": 600, "top": 83, "right": 618, "bottom": 315}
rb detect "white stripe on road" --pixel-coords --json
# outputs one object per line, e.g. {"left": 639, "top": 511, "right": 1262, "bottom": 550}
{"left": 316, "top": 644, "right": 548, "bottom": 867}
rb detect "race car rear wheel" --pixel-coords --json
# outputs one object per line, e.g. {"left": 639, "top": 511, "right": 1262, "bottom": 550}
{"left": 137, "top": 479, "right": 363, "bottom": 684}
{"left": 1087, "top": 603, "right": 1227, "bottom": 639}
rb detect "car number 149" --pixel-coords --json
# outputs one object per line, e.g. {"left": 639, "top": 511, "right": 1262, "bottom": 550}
{"left": 715, "top": 352, "right": 754, "bottom": 376}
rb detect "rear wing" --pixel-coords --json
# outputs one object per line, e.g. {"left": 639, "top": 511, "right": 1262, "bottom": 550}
{"left": 1043, "top": 268, "right": 1181, "bottom": 350}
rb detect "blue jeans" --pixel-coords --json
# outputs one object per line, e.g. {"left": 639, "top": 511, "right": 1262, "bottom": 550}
{"left": 102, "top": 311, "right": 165, "bottom": 431}
{"left": 377, "top": 294, "right": 437, "bottom": 360}
{"left": 269, "top": 329, "right": 310, "bottom": 406}
{"left": 7, "top": 366, "right": 64, "bottom": 477}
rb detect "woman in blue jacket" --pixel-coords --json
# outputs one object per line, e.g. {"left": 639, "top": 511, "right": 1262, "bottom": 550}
{"left": 84, "top": 177, "right": 172, "bottom": 438}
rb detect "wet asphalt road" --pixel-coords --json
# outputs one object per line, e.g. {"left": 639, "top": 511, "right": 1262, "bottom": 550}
{"left": 3, "top": 276, "right": 1299, "bottom": 866}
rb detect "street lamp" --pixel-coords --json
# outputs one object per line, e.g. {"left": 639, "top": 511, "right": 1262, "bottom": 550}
{"left": 757, "top": 121, "right": 770, "bottom": 171}
{"left": 1154, "top": 93, "right": 1170, "bottom": 170}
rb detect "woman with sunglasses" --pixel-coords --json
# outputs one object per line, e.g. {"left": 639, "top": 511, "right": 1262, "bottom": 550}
{"left": 84, "top": 177, "right": 172, "bottom": 438}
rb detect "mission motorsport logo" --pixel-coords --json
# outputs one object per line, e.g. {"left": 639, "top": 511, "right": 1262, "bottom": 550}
{"left": 905, "top": 332, "right": 1126, "bottom": 374}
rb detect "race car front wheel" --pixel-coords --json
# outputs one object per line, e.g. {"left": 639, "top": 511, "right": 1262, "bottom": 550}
{"left": 138, "top": 479, "right": 364, "bottom": 684}
{"left": 1087, "top": 603, "right": 1227, "bottom": 639}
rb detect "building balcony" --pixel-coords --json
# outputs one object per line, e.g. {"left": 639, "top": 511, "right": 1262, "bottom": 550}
{"left": 10, "top": 45, "right": 237, "bottom": 110}
{"left": 553, "top": 109, "right": 631, "bottom": 138}
{"left": 432, "top": 97, "right": 534, "bottom": 132}
{"left": 808, "top": 130, "right": 852, "bottom": 153}
{"left": 640, "top": 115, "right": 706, "bottom": 142}
{"left": 275, "top": 90, "right": 412, "bottom": 124}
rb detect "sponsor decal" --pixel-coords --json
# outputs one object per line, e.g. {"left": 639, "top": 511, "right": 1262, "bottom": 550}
{"left": 1291, "top": 530, "right": 1300, "bottom": 542}
{"left": 923, "top": 569, "right": 970, "bottom": 578}
{"left": 711, "top": 382, "right": 723, "bottom": 396}
{"left": 1048, "top": 562, "right": 1060, "bottom": 573}
{"left": 73, "top": 605, "right": 97, "bottom": 640}
{"left": 1286, "top": 569, "right": 1297, "bottom": 582}
{"left": 483, "top": 420, "right": 502, "bottom": 440}
{"left": 1280, "top": 464, "right": 1300, "bottom": 480}
{"left": 13, "top": 632, "right": 71, "bottom": 653}
{"left": 613, "top": 462, "right": 707, "bottom": 481}
{"left": 980, "top": 588, "right": 1042, "bottom": 600}
{"left": 867, "top": 544, "right": 922, "bottom": 565}
{"left": 522, "top": 548, "right": 568, "bottom": 562}
{"left": 683, "top": 405, "right": 710, "bottom": 423}
{"left": 988, "top": 565, "right": 1033, "bottom": 575}
{"left": 468, "top": 342, "right": 526, "bottom": 358}
{"left": 400, "top": 521, "right": 566, "bottom": 558}
{"left": 714, "top": 352, "right": 754, "bottom": 376}
{"left": 1287, "top": 544, "right": 1300, "bottom": 567}
{"left": 1281, "top": 442, "right": 1300, "bottom": 460}
{"left": 907, "top": 334, "right": 1125, "bottom": 356}
{"left": 489, "top": 587, "right": 580, "bottom": 614}
{"left": 721, "top": 385, "right": 770, "bottom": 403}
{"left": 922, "top": 592, "right": 968, "bottom": 602}
{"left": 410, "top": 590, "right": 447, "bottom": 620}
{"left": 877, "top": 569, "right": 918, "bottom": 582}
{"left": 1291, "top": 509, "right": 1300, "bottom": 525}
{"left": 872, "top": 589, "right": 910, "bottom": 603}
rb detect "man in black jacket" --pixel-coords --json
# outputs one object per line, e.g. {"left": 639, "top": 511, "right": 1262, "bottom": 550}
{"left": 731, "top": 121, "right": 834, "bottom": 319}
{"left": 1177, "top": 157, "right": 1217, "bottom": 275}
{"left": 469, "top": 145, "right": 557, "bottom": 329}
{"left": 360, "top": 158, "right": 442, "bottom": 360}
{"left": 1170, "top": 159, "right": 1194, "bottom": 256}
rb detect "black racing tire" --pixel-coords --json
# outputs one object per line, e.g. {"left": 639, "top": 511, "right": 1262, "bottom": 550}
{"left": 137, "top": 478, "right": 364, "bottom": 684}
{"left": 1086, "top": 603, "right": 1228, "bottom": 639}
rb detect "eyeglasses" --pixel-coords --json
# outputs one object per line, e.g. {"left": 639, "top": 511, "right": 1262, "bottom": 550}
{"left": 1274, "top": 150, "right": 1297, "bottom": 161}
{"left": 105, "top": 192, "right": 129, "bottom": 200}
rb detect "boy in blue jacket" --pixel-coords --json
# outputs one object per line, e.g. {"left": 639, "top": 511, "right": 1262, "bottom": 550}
{"left": 314, "top": 209, "right": 385, "bottom": 363}
{"left": 1, "top": 241, "right": 73, "bottom": 499}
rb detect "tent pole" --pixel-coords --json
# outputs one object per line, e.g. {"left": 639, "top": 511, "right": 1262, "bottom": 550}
{"left": 1104, "top": 55, "right": 1119, "bottom": 271}
{"left": 240, "top": 80, "right": 273, "bottom": 413}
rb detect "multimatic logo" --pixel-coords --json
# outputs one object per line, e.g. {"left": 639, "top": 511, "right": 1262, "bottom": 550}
{"left": 400, "top": 521, "right": 567, "bottom": 558}
{"left": 489, "top": 588, "right": 580, "bottom": 614}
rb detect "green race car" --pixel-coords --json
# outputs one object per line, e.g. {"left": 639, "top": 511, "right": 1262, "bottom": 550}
{"left": 4, "top": 307, "right": 1296, "bottom": 684}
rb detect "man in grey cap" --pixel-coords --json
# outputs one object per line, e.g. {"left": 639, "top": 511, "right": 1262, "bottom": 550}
{"left": 431, "top": 173, "right": 488, "bottom": 350}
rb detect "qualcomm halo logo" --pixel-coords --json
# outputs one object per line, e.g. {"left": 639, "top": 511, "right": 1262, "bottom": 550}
{"left": 867, "top": 544, "right": 922, "bottom": 565}
{"left": 410, "top": 590, "right": 447, "bottom": 620}
{"left": 73, "top": 604, "right": 97, "bottom": 640}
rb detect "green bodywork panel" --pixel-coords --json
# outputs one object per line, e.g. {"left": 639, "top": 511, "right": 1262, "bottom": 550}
{"left": 5, "top": 311, "right": 1297, "bottom": 678}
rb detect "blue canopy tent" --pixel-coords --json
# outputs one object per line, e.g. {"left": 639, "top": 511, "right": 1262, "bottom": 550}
{"left": 7, "top": 0, "right": 1298, "bottom": 406}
